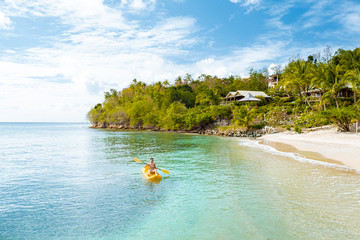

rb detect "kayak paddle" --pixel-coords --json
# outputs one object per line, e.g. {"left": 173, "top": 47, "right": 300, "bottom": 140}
{"left": 134, "top": 158, "right": 170, "bottom": 174}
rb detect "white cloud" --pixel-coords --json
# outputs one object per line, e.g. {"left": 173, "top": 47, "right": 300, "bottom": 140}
{"left": 192, "top": 41, "right": 288, "bottom": 78}
{"left": 267, "top": 63, "right": 277, "bottom": 75}
{"left": 120, "top": 0, "right": 156, "bottom": 10}
{"left": 336, "top": 2, "right": 360, "bottom": 34}
{"left": 1, "top": 0, "right": 129, "bottom": 32}
{"left": 0, "top": 10, "right": 11, "bottom": 29}
{"left": 0, "top": 0, "right": 200, "bottom": 121}
{"left": 341, "top": 12, "right": 360, "bottom": 32}
{"left": 1, "top": 34, "right": 294, "bottom": 121}
{"left": 230, "top": 0, "right": 261, "bottom": 6}
{"left": 1, "top": 0, "right": 356, "bottom": 121}
{"left": 261, "top": 0, "right": 360, "bottom": 52}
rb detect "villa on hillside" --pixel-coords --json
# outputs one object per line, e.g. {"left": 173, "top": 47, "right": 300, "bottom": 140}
{"left": 223, "top": 90, "right": 271, "bottom": 104}
{"left": 306, "top": 89, "right": 323, "bottom": 99}
{"left": 305, "top": 83, "right": 354, "bottom": 101}
{"left": 265, "top": 74, "right": 281, "bottom": 88}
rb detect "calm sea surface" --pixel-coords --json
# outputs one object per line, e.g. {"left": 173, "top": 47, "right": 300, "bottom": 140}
{"left": 1, "top": 122, "right": 360, "bottom": 239}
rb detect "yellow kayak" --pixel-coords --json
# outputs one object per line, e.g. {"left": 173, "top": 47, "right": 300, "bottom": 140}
{"left": 142, "top": 165, "right": 162, "bottom": 182}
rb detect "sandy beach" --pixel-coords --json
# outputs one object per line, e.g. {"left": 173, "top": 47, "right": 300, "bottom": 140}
{"left": 259, "top": 127, "right": 360, "bottom": 170}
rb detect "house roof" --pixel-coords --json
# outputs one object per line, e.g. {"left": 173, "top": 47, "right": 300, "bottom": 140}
{"left": 344, "top": 82, "right": 353, "bottom": 89}
{"left": 236, "top": 90, "right": 270, "bottom": 98}
{"left": 269, "top": 73, "right": 281, "bottom": 77}
{"left": 225, "top": 90, "right": 270, "bottom": 98}
{"left": 307, "top": 88, "right": 322, "bottom": 93}
{"left": 239, "top": 93, "right": 261, "bottom": 102}
{"left": 307, "top": 83, "right": 353, "bottom": 93}
{"left": 226, "top": 92, "right": 237, "bottom": 97}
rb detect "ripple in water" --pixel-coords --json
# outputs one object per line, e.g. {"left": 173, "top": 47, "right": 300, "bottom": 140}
{"left": 0, "top": 123, "right": 359, "bottom": 239}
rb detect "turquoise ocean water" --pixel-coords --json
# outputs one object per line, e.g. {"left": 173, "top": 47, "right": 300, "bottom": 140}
{"left": 1, "top": 122, "right": 360, "bottom": 239}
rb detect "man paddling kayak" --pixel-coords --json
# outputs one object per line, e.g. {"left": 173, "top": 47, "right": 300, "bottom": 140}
{"left": 145, "top": 158, "right": 159, "bottom": 176}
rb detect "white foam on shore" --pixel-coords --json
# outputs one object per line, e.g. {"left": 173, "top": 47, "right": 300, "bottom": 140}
{"left": 236, "top": 139, "right": 360, "bottom": 174}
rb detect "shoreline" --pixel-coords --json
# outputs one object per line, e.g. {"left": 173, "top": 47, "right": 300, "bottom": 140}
{"left": 91, "top": 124, "right": 360, "bottom": 171}
{"left": 90, "top": 125, "right": 264, "bottom": 137}
{"left": 257, "top": 139, "right": 346, "bottom": 167}
{"left": 257, "top": 127, "right": 360, "bottom": 171}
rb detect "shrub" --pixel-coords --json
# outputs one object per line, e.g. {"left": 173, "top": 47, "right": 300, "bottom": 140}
{"left": 322, "top": 106, "right": 360, "bottom": 132}
{"left": 264, "top": 106, "right": 289, "bottom": 127}
{"left": 160, "top": 102, "right": 187, "bottom": 130}
{"left": 106, "top": 106, "right": 130, "bottom": 125}
{"left": 87, "top": 103, "right": 104, "bottom": 124}
{"left": 210, "top": 105, "right": 232, "bottom": 119}
{"left": 252, "top": 122, "right": 266, "bottom": 130}
{"left": 185, "top": 106, "right": 214, "bottom": 130}
{"left": 294, "top": 111, "right": 331, "bottom": 128}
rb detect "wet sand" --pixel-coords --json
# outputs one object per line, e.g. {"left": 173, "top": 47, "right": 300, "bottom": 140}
{"left": 258, "top": 128, "right": 360, "bottom": 170}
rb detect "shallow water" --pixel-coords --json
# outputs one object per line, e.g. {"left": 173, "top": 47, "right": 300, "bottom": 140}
{"left": 1, "top": 123, "right": 360, "bottom": 239}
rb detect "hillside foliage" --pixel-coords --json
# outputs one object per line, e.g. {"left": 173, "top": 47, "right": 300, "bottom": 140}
{"left": 88, "top": 47, "right": 360, "bottom": 132}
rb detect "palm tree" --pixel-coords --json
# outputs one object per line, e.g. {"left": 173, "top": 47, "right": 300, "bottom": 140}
{"left": 344, "top": 68, "right": 360, "bottom": 104}
{"left": 195, "top": 86, "right": 219, "bottom": 106}
{"left": 175, "top": 76, "right": 183, "bottom": 86}
{"left": 162, "top": 80, "right": 170, "bottom": 87}
{"left": 313, "top": 62, "right": 328, "bottom": 110}
{"left": 183, "top": 73, "right": 192, "bottom": 85}
{"left": 231, "top": 105, "right": 256, "bottom": 132}
{"left": 340, "top": 48, "right": 360, "bottom": 105}
{"left": 281, "top": 59, "right": 314, "bottom": 108}
{"left": 325, "top": 62, "right": 345, "bottom": 108}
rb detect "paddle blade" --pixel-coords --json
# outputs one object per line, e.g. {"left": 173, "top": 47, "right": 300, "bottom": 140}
{"left": 159, "top": 168, "right": 170, "bottom": 174}
{"left": 134, "top": 158, "right": 143, "bottom": 163}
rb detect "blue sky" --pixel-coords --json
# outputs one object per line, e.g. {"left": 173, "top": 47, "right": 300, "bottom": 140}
{"left": 0, "top": 0, "right": 360, "bottom": 122}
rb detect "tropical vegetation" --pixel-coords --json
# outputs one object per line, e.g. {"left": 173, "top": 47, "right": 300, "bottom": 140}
{"left": 88, "top": 47, "right": 360, "bottom": 132}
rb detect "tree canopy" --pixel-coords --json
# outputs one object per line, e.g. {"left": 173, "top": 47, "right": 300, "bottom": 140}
{"left": 88, "top": 47, "right": 360, "bottom": 132}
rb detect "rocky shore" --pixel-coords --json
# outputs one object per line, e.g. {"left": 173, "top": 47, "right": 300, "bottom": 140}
{"left": 201, "top": 129, "right": 264, "bottom": 138}
{"left": 90, "top": 122, "right": 269, "bottom": 139}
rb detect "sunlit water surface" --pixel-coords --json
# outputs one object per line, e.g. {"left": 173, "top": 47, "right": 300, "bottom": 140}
{"left": 0, "top": 123, "right": 360, "bottom": 239}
